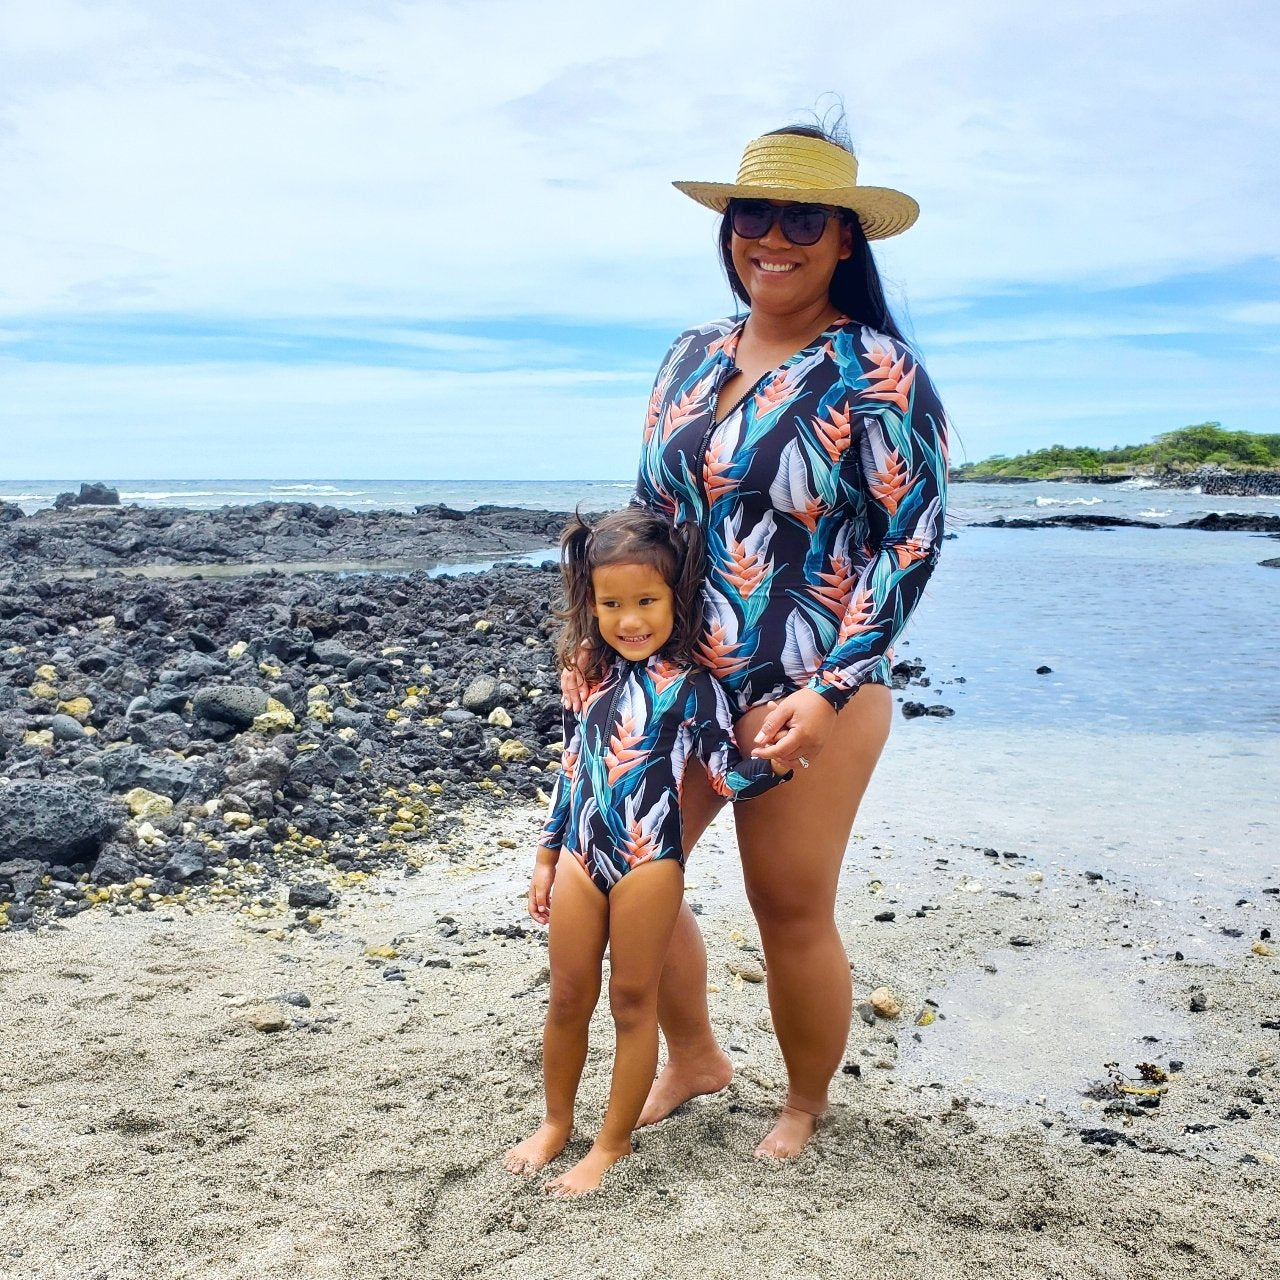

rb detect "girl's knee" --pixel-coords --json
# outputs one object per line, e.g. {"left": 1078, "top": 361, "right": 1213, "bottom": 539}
{"left": 608, "top": 976, "right": 657, "bottom": 1032}
{"left": 548, "top": 976, "right": 600, "bottom": 1024}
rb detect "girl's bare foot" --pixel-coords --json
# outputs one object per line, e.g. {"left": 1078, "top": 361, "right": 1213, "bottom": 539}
{"left": 544, "top": 1142, "right": 630, "bottom": 1197}
{"left": 503, "top": 1121, "right": 570, "bottom": 1176}
{"left": 754, "top": 1104, "right": 822, "bottom": 1160}
{"left": 637, "top": 1049, "right": 733, "bottom": 1126}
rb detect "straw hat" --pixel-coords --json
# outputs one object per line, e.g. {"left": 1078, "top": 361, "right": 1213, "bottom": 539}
{"left": 673, "top": 132, "right": 919, "bottom": 241}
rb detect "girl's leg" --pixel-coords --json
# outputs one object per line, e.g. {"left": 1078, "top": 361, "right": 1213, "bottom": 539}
{"left": 637, "top": 770, "right": 731, "bottom": 1125}
{"left": 734, "top": 684, "right": 891, "bottom": 1159}
{"left": 503, "top": 855, "right": 608, "bottom": 1175}
{"left": 546, "top": 858, "right": 685, "bottom": 1197}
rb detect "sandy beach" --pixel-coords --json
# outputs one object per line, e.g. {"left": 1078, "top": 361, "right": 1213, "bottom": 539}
{"left": 1, "top": 504, "right": 1277, "bottom": 1278}
{"left": 4, "top": 781, "right": 1277, "bottom": 1280}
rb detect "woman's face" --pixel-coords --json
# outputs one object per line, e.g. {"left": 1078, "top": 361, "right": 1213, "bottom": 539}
{"left": 730, "top": 200, "right": 853, "bottom": 316}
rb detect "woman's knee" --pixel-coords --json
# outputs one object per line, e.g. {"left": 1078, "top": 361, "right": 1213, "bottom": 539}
{"left": 744, "top": 879, "right": 838, "bottom": 947}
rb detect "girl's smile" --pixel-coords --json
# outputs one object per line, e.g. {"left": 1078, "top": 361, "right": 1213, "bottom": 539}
{"left": 591, "top": 562, "right": 675, "bottom": 661}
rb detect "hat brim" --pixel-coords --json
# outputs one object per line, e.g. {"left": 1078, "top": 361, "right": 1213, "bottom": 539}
{"left": 672, "top": 180, "right": 919, "bottom": 241}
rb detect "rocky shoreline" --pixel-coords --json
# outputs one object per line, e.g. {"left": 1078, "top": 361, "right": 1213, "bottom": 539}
{"left": 952, "top": 464, "right": 1280, "bottom": 499}
{"left": 973, "top": 511, "right": 1280, "bottom": 533}
{"left": 0, "top": 496, "right": 568, "bottom": 572}
{"left": 0, "top": 510, "right": 946, "bottom": 934}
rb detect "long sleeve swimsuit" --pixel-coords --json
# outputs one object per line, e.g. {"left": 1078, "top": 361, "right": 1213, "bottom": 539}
{"left": 539, "top": 653, "right": 787, "bottom": 894}
{"left": 635, "top": 316, "right": 949, "bottom": 715}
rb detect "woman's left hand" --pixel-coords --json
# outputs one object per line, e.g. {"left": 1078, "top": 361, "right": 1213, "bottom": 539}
{"left": 749, "top": 689, "right": 837, "bottom": 769}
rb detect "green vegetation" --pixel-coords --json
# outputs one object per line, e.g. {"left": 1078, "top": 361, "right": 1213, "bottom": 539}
{"left": 954, "top": 423, "right": 1280, "bottom": 479}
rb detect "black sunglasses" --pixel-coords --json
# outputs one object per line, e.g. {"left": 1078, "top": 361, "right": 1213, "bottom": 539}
{"left": 728, "top": 199, "right": 842, "bottom": 247}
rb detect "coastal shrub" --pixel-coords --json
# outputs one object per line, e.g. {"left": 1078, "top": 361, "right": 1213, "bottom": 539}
{"left": 954, "top": 423, "right": 1280, "bottom": 478}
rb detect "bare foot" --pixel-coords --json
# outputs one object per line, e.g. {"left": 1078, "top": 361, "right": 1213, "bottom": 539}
{"left": 544, "top": 1142, "right": 630, "bottom": 1197}
{"left": 753, "top": 1104, "right": 821, "bottom": 1160}
{"left": 503, "top": 1120, "right": 570, "bottom": 1176}
{"left": 636, "top": 1050, "right": 733, "bottom": 1126}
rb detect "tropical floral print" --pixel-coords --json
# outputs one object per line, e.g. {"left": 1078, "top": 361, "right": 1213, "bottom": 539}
{"left": 540, "top": 653, "right": 787, "bottom": 894}
{"left": 636, "top": 317, "right": 948, "bottom": 713}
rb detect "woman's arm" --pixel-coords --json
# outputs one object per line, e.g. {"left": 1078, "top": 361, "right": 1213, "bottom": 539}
{"left": 806, "top": 341, "right": 949, "bottom": 712}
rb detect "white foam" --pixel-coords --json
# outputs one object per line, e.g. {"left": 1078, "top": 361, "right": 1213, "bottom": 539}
{"left": 1033, "top": 495, "right": 1104, "bottom": 508}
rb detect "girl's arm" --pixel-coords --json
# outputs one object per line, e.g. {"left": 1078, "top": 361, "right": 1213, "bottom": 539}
{"left": 687, "top": 673, "right": 791, "bottom": 799}
{"left": 538, "top": 703, "right": 580, "bottom": 853}
{"left": 806, "top": 340, "right": 948, "bottom": 711}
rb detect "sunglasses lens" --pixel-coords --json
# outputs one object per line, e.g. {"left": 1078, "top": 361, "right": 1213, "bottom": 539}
{"left": 729, "top": 201, "right": 833, "bottom": 246}
{"left": 729, "top": 201, "right": 774, "bottom": 239}
{"left": 779, "top": 206, "right": 830, "bottom": 246}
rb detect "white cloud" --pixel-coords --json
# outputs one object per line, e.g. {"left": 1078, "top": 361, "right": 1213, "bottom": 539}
{"left": 1, "top": 0, "right": 1276, "bottom": 322}
{"left": 0, "top": 0, "right": 1276, "bottom": 474}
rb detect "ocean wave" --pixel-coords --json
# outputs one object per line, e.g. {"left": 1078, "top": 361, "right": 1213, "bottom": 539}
{"left": 1033, "top": 496, "right": 1104, "bottom": 507}
{"left": 0, "top": 492, "right": 50, "bottom": 503}
{"left": 269, "top": 484, "right": 362, "bottom": 495}
{"left": 123, "top": 490, "right": 266, "bottom": 500}
{"left": 1138, "top": 509, "right": 1171, "bottom": 518}
{"left": 1116, "top": 477, "right": 1158, "bottom": 490}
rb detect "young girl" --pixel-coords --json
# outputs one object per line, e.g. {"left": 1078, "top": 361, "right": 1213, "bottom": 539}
{"left": 502, "top": 507, "right": 790, "bottom": 1196}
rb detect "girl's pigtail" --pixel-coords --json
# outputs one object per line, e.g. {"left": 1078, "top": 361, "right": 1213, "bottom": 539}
{"left": 670, "top": 519, "right": 706, "bottom": 664}
{"left": 555, "top": 511, "right": 604, "bottom": 683}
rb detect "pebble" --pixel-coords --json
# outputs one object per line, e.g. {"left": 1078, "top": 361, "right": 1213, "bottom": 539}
{"left": 726, "top": 960, "right": 765, "bottom": 983}
{"left": 869, "top": 987, "right": 901, "bottom": 1019}
{"left": 250, "top": 1010, "right": 289, "bottom": 1033}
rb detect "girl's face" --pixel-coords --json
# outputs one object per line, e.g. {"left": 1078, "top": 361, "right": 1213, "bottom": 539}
{"left": 591, "top": 561, "right": 675, "bottom": 662}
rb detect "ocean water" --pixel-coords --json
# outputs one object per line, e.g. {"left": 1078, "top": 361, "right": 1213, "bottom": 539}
{"left": 4, "top": 475, "right": 1279, "bottom": 524}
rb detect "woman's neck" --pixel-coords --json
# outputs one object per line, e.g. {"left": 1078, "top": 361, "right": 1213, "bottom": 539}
{"left": 742, "top": 298, "right": 841, "bottom": 351}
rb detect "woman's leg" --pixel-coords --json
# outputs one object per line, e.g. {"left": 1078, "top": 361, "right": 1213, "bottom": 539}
{"left": 503, "top": 855, "right": 608, "bottom": 1175}
{"left": 735, "top": 684, "right": 892, "bottom": 1158}
{"left": 546, "top": 858, "right": 685, "bottom": 1196}
{"left": 637, "top": 769, "right": 732, "bottom": 1125}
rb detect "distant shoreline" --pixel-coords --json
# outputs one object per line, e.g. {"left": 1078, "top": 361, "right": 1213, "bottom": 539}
{"left": 951, "top": 466, "right": 1280, "bottom": 499}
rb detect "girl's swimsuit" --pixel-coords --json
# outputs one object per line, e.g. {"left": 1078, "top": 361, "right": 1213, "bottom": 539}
{"left": 540, "top": 653, "right": 788, "bottom": 894}
{"left": 635, "top": 316, "right": 949, "bottom": 715}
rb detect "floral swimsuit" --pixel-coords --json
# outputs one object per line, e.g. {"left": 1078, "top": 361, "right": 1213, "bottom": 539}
{"left": 635, "top": 317, "right": 949, "bottom": 714}
{"left": 540, "top": 653, "right": 787, "bottom": 894}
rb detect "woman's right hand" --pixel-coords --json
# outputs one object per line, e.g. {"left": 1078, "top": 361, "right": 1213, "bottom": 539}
{"left": 559, "top": 655, "right": 590, "bottom": 714}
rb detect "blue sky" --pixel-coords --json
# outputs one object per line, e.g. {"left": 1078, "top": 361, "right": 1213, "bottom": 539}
{"left": 2, "top": 0, "right": 1277, "bottom": 480}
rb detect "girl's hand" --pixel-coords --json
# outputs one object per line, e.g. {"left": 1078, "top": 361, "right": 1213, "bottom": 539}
{"left": 750, "top": 689, "right": 837, "bottom": 769}
{"left": 528, "top": 848, "right": 558, "bottom": 924}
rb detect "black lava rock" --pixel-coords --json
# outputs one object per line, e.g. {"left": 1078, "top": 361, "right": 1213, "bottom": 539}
{"left": 288, "top": 883, "right": 336, "bottom": 909}
{"left": 0, "top": 782, "right": 121, "bottom": 864}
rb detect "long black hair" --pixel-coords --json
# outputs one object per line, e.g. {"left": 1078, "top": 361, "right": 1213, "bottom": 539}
{"left": 717, "top": 124, "right": 907, "bottom": 344}
{"left": 555, "top": 508, "right": 705, "bottom": 686}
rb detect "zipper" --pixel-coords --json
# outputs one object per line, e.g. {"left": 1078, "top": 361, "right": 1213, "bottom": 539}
{"left": 602, "top": 659, "right": 636, "bottom": 738}
{"left": 696, "top": 358, "right": 771, "bottom": 503}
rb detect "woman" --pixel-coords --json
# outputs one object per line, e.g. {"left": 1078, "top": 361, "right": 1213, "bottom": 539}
{"left": 570, "top": 125, "right": 948, "bottom": 1159}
